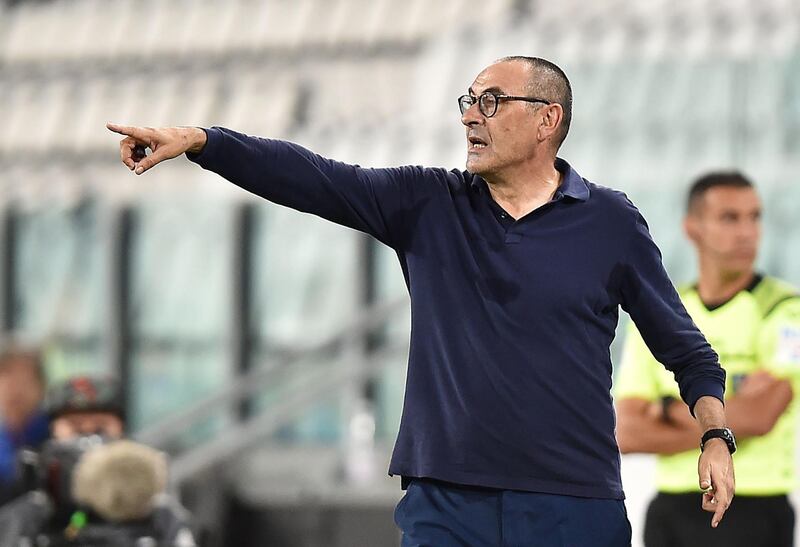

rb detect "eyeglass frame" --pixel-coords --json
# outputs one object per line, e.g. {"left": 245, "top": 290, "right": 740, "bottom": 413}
{"left": 458, "top": 92, "right": 553, "bottom": 118}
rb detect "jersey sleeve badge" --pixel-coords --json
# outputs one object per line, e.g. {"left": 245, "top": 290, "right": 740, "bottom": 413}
{"left": 776, "top": 326, "right": 800, "bottom": 365}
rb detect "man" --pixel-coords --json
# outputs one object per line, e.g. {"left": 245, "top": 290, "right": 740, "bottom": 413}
{"left": 108, "top": 56, "right": 734, "bottom": 546}
{"left": 0, "top": 345, "right": 49, "bottom": 505}
{"left": 0, "top": 375, "right": 195, "bottom": 547}
{"left": 45, "top": 375, "right": 125, "bottom": 442}
{"left": 615, "top": 171, "right": 799, "bottom": 546}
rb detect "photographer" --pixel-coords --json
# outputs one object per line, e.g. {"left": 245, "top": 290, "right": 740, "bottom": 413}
{"left": 0, "top": 375, "right": 195, "bottom": 547}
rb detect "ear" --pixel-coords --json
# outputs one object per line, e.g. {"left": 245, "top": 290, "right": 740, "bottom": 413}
{"left": 683, "top": 215, "right": 699, "bottom": 244}
{"left": 539, "top": 103, "right": 563, "bottom": 142}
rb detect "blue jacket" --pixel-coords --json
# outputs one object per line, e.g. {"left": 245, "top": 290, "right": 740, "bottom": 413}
{"left": 0, "top": 410, "right": 49, "bottom": 503}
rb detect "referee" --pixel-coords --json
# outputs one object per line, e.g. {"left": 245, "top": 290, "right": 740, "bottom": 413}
{"left": 109, "top": 56, "right": 734, "bottom": 546}
{"left": 615, "top": 172, "right": 799, "bottom": 546}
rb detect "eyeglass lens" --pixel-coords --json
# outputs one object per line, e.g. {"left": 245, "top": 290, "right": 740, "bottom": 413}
{"left": 459, "top": 93, "right": 499, "bottom": 117}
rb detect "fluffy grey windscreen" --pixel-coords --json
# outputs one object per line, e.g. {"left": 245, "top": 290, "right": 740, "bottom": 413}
{"left": 72, "top": 440, "right": 168, "bottom": 522}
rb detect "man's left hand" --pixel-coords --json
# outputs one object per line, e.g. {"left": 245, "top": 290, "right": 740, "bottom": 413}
{"left": 698, "top": 438, "right": 735, "bottom": 528}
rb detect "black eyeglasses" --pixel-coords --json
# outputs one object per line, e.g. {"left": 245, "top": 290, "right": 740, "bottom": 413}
{"left": 458, "top": 92, "right": 552, "bottom": 118}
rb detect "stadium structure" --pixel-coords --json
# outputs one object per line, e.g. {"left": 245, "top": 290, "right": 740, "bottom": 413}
{"left": 0, "top": 0, "right": 799, "bottom": 545}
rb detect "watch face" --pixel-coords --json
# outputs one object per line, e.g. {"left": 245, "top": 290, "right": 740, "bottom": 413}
{"left": 725, "top": 429, "right": 737, "bottom": 448}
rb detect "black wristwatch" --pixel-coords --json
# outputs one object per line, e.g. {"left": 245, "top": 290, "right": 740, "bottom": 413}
{"left": 660, "top": 396, "right": 678, "bottom": 424}
{"left": 700, "top": 428, "right": 737, "bottom": 455}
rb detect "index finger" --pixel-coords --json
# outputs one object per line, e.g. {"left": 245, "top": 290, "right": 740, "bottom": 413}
{"left": 711, "top": 486, "right": 731, "bottom": 528}
{"left": 106, "top": 123, "right": 149, "bottom": 140}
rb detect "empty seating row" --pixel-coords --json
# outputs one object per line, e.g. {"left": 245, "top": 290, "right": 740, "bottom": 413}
{"left": 0, "top": 0, "right": 512, "bottom": 65}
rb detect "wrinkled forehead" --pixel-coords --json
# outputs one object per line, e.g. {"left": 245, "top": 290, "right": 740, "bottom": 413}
{"left": 469, "top": 60, "right": 532, "bottom": 95}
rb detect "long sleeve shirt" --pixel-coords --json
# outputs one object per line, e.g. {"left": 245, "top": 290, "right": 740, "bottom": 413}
{"left": 187, "top": 127, "right": 725, "bottom": 499}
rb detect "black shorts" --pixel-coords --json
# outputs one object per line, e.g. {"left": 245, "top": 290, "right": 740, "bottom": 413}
{"left": 644, "top": 492, "right": 794, "bottom": 547}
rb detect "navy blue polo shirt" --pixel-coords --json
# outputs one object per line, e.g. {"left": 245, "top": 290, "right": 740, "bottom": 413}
{"left": 188, "top": 127, "right": 725, "bottom": 500}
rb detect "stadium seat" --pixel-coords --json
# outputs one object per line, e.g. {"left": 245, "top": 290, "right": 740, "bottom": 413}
{"left": 2, "top": 4, "right": 800, "bottom": 529}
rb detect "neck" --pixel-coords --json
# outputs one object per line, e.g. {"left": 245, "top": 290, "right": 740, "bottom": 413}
{"left": 696, "top": 261, "right": 756, "bottom": 306}
{"left": 484, "top": 158, "right": 562, "bottom": 218}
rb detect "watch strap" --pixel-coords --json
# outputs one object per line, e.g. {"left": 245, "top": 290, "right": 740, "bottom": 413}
{"left": 700, "top": 428, "right": 737, "bottom": 454}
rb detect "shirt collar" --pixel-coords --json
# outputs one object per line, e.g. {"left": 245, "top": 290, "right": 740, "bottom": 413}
{"left": 554, "top": 157, "right": 590, "bottom": 201}
{"left": 690, "top": 273, "right": 765, "bottom": 312}
{"left": 468, "top": 158, "right": 590, "bottom": 202}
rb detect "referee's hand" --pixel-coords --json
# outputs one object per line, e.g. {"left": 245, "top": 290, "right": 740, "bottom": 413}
{"left": 698, "top": 439, "right": 735, "bottom": 528}
{"left": 107, "top": 123, "right": 207, "bottom": 175}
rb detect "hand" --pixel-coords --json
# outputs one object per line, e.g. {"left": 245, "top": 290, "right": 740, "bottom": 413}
{"left": 698, "top": 438, "right": 735, "bottom": 528}
{"left": 737, "top": 370, "right": 778, "bottom": 396}
{"left": 106, "top": 123, "right": 207, "bottom": 175}
{"left": 645, "top": 401, "right": 662, "bottom": 421}
{"left": 665, "top": 400, "right": 697, "bottom": 428}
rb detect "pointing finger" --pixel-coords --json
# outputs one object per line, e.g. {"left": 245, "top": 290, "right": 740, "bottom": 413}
{"left": 700, "top": 484, "right": 731, "bottom": 528}
{"left": 711, "top": 497, "right": 729, "bottom": 528}
{"left": 107, "top": 122, "right": 149, "bottom": 142}
{"left": 710, "top": 485, "right": 731, "bottom": 528}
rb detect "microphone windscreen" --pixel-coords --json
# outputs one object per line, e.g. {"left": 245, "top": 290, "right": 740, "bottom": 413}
{"left": 72, "top": 440, "right": 167, "bottom": 522}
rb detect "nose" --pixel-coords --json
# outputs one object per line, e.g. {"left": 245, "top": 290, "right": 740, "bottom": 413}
{"left": 741, "top": 225, "right": 760, "bottom": 244}
{"left": 461, "top": 102, "right": 483, "bottom": 127}
{"left": 735, "top": 219, "right": 760, "bottom": 248}
{"left": 77, "top": 421, "right": 97, "bottom": 434}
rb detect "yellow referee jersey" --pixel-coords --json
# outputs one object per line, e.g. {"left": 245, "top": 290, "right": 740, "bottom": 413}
{"left": 614, "top": 275, "right": 800, "bottom": 495}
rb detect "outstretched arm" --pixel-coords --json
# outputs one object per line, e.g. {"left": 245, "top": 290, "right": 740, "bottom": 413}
{"left": 107, "top": 124, "right": 441, "bottom": 249}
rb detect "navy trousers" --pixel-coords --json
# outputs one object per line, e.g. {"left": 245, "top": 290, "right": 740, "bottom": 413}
{"left": 395, "top": 479, "right": 631, "bottom": 547}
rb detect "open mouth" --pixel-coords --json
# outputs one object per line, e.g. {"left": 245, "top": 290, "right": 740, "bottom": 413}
{"left": 468, "top": 135, "right": 488, "bottom": 149}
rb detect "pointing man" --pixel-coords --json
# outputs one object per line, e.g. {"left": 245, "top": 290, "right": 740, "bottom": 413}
{"left": 109, "top": 56, "right": 733, "bottom": 546}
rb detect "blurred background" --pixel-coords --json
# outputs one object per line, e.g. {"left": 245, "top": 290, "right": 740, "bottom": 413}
{"left": 0, "top": 0, "right": 799, "bottom": 545}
